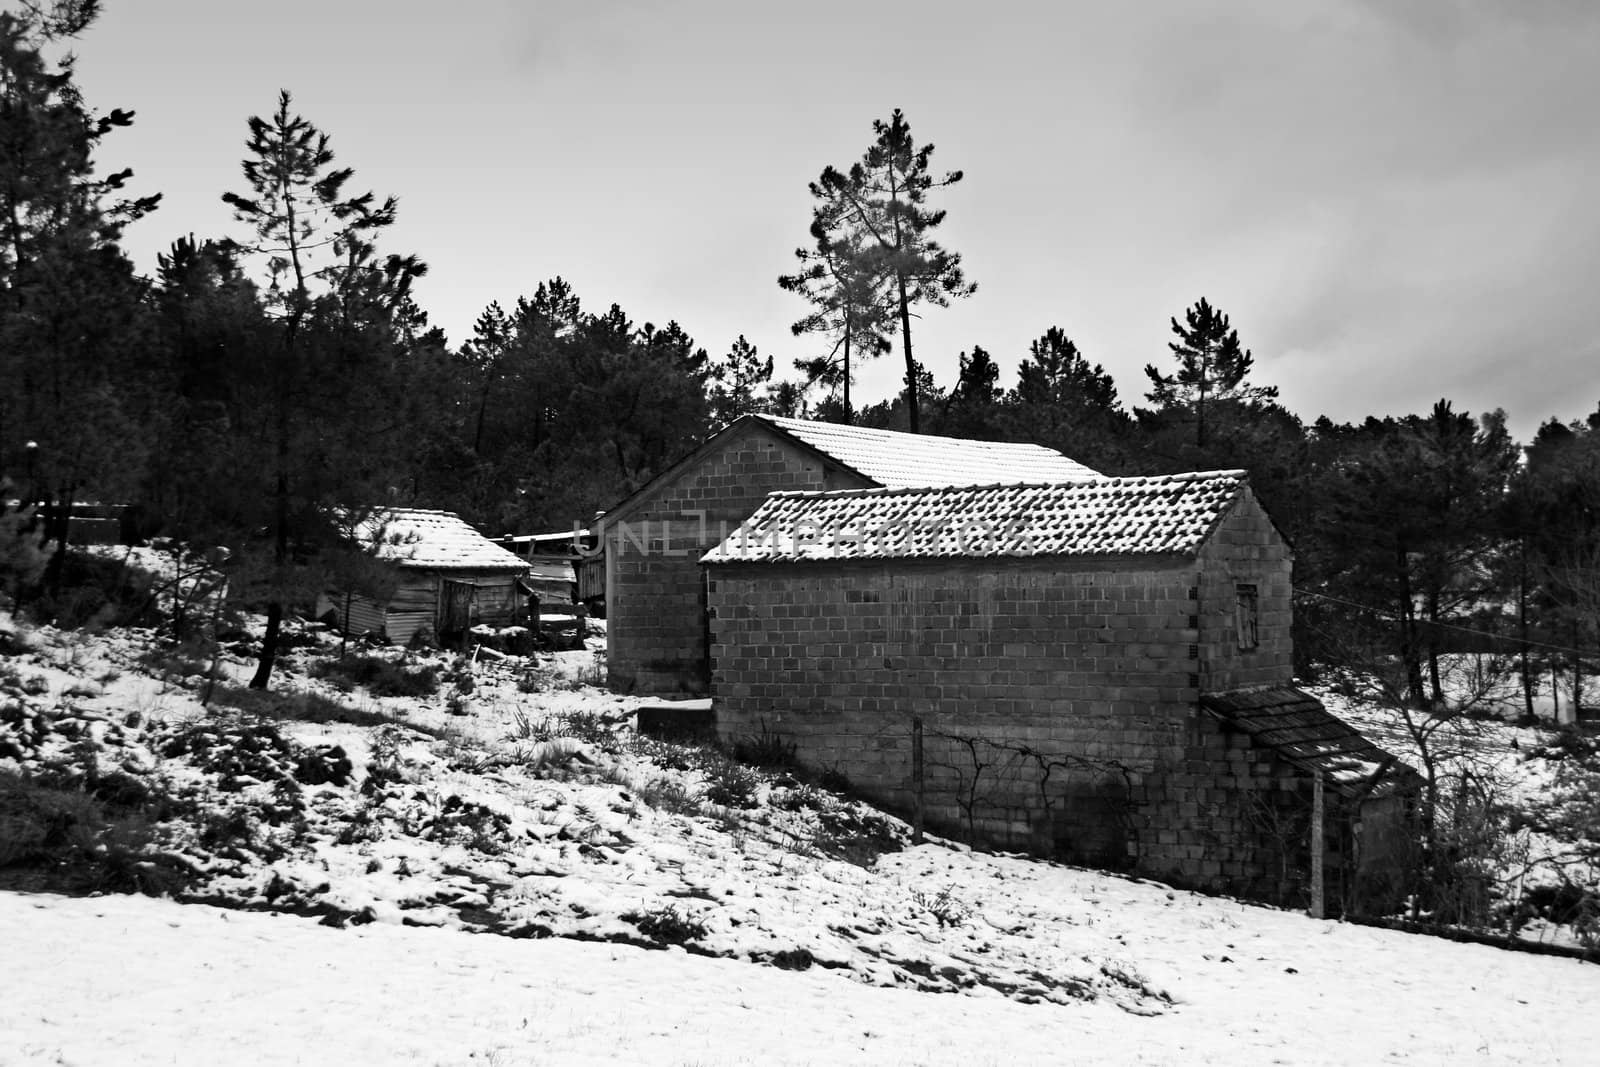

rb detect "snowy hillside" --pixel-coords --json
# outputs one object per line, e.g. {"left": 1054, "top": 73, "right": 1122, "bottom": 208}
{"left": 4, "top": 609, "right": 1600, "bottom": 1064}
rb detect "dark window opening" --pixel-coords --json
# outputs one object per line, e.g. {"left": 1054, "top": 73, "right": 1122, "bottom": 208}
{"left": 1235, "top": 583, "right": 1260, "bottom": 650}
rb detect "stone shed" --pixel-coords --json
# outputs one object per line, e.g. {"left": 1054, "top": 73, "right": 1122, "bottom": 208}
{"left": 702, "top": 472, "right": 1417, "bottom": 906}
{"left": 598, "top": 414, "right": 1099, "bottom": 695}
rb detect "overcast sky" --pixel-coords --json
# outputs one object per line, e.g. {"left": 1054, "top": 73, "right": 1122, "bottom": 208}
{"left": 61, "top": 0, "right": 1600, "bottom": 443}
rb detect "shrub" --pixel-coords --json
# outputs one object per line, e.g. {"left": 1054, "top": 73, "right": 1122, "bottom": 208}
{"left": 425, "top": 794, "right": 514, "bottom": 855}
{"left": 0, "top": 769, "right": 189, "bottom": 896}
{"left": 818, "top": 766, "right": 852, "bottom": 793}
{"left": 138, "top": 637, "right": 213, "bottom": 681}
{"left": 812, "top": 804, "right": 904, "bottom": 866}
{"left": 310, "top": 654, "right": 440, "bottom": 698}
{"left": 773, "top": 784, "right": 828, "bottom": 813}
{"left": 912, "top": 886, "right": 972, "bottom": 928}
{"left": 510, "top": 709, "right": 623, "bottom": 755}
{"left": 24, "top": 548, "right": 162, "bottom": 630}
{"left": 636, "top": 776, "right": 701, "bottom": 816}
{"left": 623, "top": 903, "right": 707, "bottom": 946}
{"left": 732, "top": 724, "right": 796, "bottom": 769}
{"left": 701, "top": 756, "right": 760, "bottom": 809}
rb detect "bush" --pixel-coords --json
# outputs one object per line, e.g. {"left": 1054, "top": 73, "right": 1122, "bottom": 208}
{"left": 509, "top": 709, "right": 624, "bottom": 755}
{"left": 701, "top": 756, "right": 761, "bottom": 809}
{"left": 622, "top": 903, "right": 707, "bottom": 946}
{"left": 772, "top": 784, "right": 827, "bottom": 813}
{"left": 636, "top": 776, "right": 701, "bottom": 816}
{"left": 24, "top": 548, "right": 161, "bottom": 630}
{"left": 813, "top": 804, "right": 904, "bottom": 866}
{"left": 818, "top": 766, "right": 852, "bottom": 794}
{"left": 209, "top": 684, "right": 409, "bottom": 734}
{"left": 912, "top": 886, "right": 972, "bottom": 928}
{"left": 732, "top": 724, "right": 796, "bottom": 769}
{"left": 310, "top": 654, "right": 439, "bottom": 698}
{"left": 0, "top": 769, "right": 189, "bottom": 896}
{"left": 138, "top": 635, "right": 215, "bottom": 681}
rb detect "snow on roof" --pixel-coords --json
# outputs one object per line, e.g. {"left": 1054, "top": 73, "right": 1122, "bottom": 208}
{"left": 756, "top": 415, "right": 1101, "bottom": 488}
{"left": 701, "top": 470, "right": 1247, "bottom": 564}
{"left": 356, "top": 509, "right": 529, "bottom": 571}
{"left": 1199, "top": 687, "right": 1422, "bottom": 797}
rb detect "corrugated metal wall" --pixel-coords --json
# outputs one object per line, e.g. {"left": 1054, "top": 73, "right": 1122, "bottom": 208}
{"left": 320, "top": 569, "right": 529, "bottom": 646}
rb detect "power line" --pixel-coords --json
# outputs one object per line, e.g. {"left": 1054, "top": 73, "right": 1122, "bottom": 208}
{"left": 1293, "top": 587, "right": 1596, "bottom": 660}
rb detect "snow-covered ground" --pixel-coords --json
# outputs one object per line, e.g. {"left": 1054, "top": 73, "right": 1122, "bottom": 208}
{"left": 5, "top": 597, "right": 1600, "bottom": 1065}
{"left": 5, "top": 871, "right": 1599, "bottom": 1065}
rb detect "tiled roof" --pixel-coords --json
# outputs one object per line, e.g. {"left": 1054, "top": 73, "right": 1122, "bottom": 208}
{"left": 355, "top": 509, "right": 529, "bottom": 571}
{"left": 1200, "top": 687, "right": 1422, "bottom": 798}
{"left": 701, "top": 471, "right": 1247, "bottom": 564}
{"left": 757, "top": 415, "right": 1101, "bottom": 488}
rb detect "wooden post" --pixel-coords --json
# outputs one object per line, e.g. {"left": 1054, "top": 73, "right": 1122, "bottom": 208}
{"left": 1310, "top": 770, "right": 1326, "bottom": 919}
{"left": 912, "top": 716, "right": 925, "bottom": 845}
{"left": 340, "top": 590, "right": 352, "bottom": 659}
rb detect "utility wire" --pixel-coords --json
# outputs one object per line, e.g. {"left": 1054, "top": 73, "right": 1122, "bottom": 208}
{"left": 1293, "top": 588, "right": 1596, "bottom": 660}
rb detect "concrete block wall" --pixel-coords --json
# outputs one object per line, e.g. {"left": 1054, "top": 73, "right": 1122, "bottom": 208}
{"left": 1138, "top": 711, "right": 1315, "bottom": 899}
{"left": 708, "top": 556, "right": 1208, "bottom": 859}
{"left": 1195, "top": 488, "right": 1294, "bottom": 693}
{"left": 606, "top": 424, "right": 870, "bottom": 694}
{"left": 708, "top": 499, "right": 1311, "bottom": 896}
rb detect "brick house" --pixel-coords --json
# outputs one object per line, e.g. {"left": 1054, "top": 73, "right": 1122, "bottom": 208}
{"left": 598, "top": 415, "right": 1099, "bottom": 694}
{"left": 702, "top": 472, "right": 1417, "bottom": 906}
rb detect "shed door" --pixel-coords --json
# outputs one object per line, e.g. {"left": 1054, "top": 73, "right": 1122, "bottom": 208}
{"left": 440, "top": 579, "right": 477, "bottom": 640}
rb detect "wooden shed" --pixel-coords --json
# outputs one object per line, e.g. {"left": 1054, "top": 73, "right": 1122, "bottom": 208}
{"left": 317, "top": 508, "right": 531, "bottom": 646}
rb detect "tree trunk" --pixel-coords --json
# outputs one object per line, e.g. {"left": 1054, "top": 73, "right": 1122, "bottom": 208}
{"left": 1519, "top": 538, "right": 1535, "bottom": 722}
{"left": 1424, "top": 587, "right": 1444, "bottom": 706}
{"left": 1573, "top": 618, "right": 1584, "bottom": 718}
{"left": 251, "top": 601, "right": 283, "bottom": 690}
{"left": 250, "top": 392, "right": 292, "bottom": 690}
{"left": 842, "top": 322, "right": 852, "bottom": 419}
{"left": 1397, "top": 545, "right": 1427, "bottom": 706}
{"left": 41, "top": 487, "right": 70, "bottom": 597}
{"left": 896, "top": 273, "right": 917, "bottom": 433}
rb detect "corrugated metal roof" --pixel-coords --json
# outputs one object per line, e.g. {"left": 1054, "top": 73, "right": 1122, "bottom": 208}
{"left": 758, "top": 415, "right": 1101, "bottom": 488}
{"left": 701, "top": 470, "right": 1246, "bottom": 564}
{"left": 1200, "top": 687, "right": 1422, "bottom": 798}
{"left": 356, "top": 509, "right": 530, "bottom": 572}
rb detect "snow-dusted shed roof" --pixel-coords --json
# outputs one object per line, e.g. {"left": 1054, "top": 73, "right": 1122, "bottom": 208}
{"left": 354, "top": 509, "right": 529, "bottom": 572}
{"left": 757, "top": 415, "right": 1101, "bottom": 489}
{"left": 702, "top": 470, "right": 1248, "bottom": 565}
{"left": 601, "top": 415, "right": 1103, "bottom": 529}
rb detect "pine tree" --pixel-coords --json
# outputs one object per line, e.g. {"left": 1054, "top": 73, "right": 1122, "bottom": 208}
{"left": 813, "top": 109, "right": 974, "bottom": 433}
{"left": 0, "top": 1, "right": 161, "bottom": 592}
{"left": 1509, "top": 408, "right": 1600, "bottom": 719}
{"left": 1142, "top": 298, "right": 1277, "bottom": 449}
{"left": 1315, "top": 402, "right": 1519, "bottom": 706}
{"left": 708, "top": 335, "right": 774, "bottom": 427}
{"left": 220, "top": 90, "right": 425, "bottom": 689}
{"left": 1005, "top": 327, "right": 1128, "bottom": 471}
{"left": 778, "top": 194, "right": 891, "bottom": 419}
{"left": 936, "top": 345, "right": 1003, "bottom": 439}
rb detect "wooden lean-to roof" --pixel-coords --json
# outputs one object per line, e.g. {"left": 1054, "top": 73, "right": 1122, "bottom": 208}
{"left": 1199, "top": 686, "right": 1422, "bottom": 798}
{"left": 701, "top": 470, "right": 1248, "bottom": 565}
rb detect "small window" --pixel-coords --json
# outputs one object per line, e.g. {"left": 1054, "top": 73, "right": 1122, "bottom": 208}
{"left": 1235, "top": 583, "right": 1260, "bottom": 650}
